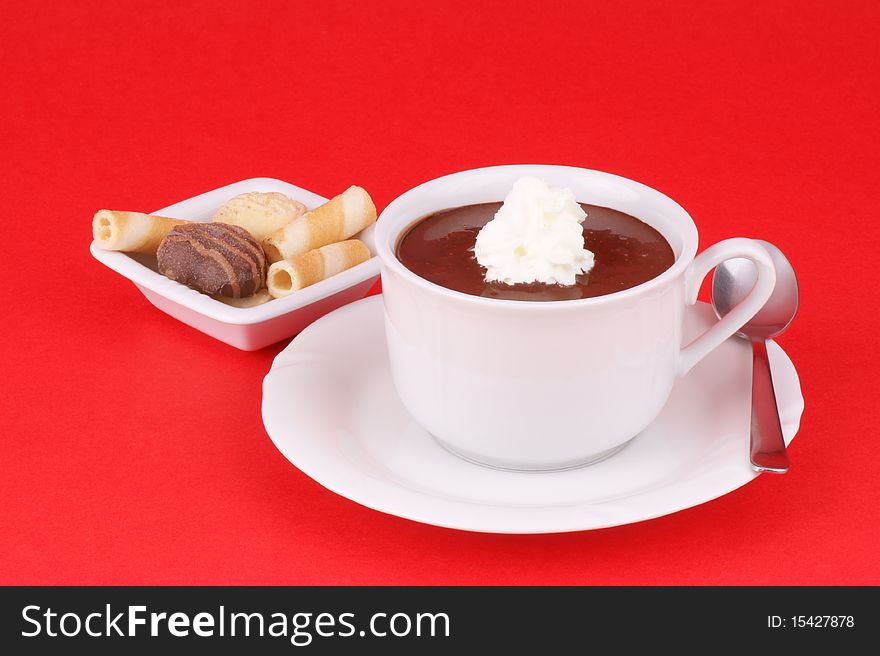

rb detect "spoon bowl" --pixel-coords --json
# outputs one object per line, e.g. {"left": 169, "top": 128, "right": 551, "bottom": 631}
{"left": 712, "top": 241, "right": 799, "bottom": 340}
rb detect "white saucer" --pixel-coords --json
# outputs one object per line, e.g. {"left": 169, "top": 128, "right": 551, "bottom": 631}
{"left": 262, "top": 295, "right": 804, "bottom": 534}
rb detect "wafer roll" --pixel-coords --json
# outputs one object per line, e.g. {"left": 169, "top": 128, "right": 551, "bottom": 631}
{"left": 267, "top": 240, "right": 371, "bottom": 298}
{"left": 212, "top": 191, "right": 307, "bottom": 242}
{"left": 93, "top": 210, "right": 188, "bottom": 254}
{"left": 263, "top": 186, "right": 376, "bottom": 263}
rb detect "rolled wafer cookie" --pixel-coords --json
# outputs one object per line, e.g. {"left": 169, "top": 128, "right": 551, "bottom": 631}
{"left": 267, "top": 239, "right": 371, "bottom": 298}
{"left": 92, "top": 210, "right": 189, "bottom": 254}
{"left": 212, "top": 191, "right": 307, "bottom": 242}
{"left": 263, "top": 186, "right": 376, "bottom": 263}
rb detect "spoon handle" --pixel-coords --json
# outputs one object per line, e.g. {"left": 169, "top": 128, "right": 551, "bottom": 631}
{"left": 750, "top": 339, "right": 790, "bottom": 473}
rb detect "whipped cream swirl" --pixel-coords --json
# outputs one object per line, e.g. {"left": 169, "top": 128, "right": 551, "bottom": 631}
{"left": 474, "top": 176, "right": 594, "bottom": 286}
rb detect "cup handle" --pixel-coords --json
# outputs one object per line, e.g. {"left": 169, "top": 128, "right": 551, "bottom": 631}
{"left": 677, "top": 238, "right": 776, "bottom": 377}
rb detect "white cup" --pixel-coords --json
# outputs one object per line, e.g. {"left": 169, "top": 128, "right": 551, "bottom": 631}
{"left": 376, "top": 165, "right": 775, "bottom": 471}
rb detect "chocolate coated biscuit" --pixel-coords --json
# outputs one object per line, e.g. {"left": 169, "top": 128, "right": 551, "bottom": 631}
{"left": 158, "top": 222, "right": 266, "bottom": 298}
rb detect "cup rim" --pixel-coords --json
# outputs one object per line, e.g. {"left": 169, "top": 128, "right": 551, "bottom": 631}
{"left": 376, "top": 164, "right": 698, "bottom": 308}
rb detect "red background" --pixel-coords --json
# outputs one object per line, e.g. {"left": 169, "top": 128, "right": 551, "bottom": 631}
{"left": 2, "top": 1, "right": 877, "bottom": 585}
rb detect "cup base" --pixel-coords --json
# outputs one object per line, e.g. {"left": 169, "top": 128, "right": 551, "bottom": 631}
{"left": 432, "top": 437, "right": 634, "bottom": 473}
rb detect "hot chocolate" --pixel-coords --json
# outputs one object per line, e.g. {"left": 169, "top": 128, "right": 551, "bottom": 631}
{"left": 396, "top": 202, "right": 675, "bottom": 301}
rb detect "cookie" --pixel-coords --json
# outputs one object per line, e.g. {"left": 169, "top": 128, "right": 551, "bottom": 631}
{"left": 263, "top": 186, "right": 376, "bottom": 263}
{"left": 212, "top": 288, "right": 273, "bottom": 308}
{"left": 92, "top": 210, "right": 188, "bottom": 254}
{"left": 267, "top": 239, "right": 371, "bottom": 298}
{"left": 158, "top": 222, "right": 266, "bottom": 298}
{"left": 211, "top": 191, "right": 307, "bottom": 242}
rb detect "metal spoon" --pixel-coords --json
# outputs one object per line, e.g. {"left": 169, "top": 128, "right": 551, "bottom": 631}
{"left": 711, "top": 240, "right": 799, "bottom": 473}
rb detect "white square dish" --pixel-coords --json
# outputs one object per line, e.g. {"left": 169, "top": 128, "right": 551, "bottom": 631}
{"left": 90, "top": 177, "right": 380, "bottom": 350}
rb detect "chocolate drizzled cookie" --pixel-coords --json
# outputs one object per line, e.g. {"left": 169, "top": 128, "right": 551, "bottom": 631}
{"left": 157, "top": 222, "right": 266, "bottom": 298}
